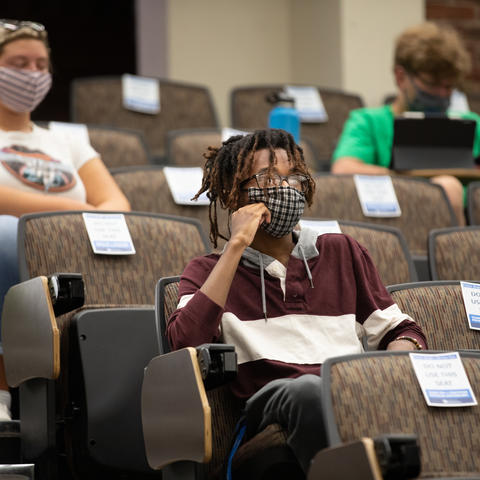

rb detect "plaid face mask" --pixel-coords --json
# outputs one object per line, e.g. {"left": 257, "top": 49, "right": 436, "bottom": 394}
{"left": 248, "top": 186, "right": 305, "bottom": 238}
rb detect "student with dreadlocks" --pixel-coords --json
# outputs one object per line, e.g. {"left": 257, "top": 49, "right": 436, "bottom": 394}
{"left": 168, "top": 128, "right": 427, "bottom": 473}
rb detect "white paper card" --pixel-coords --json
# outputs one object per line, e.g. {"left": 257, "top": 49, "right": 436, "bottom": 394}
{"left": 163, "top": 167, "right": 209, "bottom": 206}
{"left": 353, "top": 175, "right": 401, "bottom": 217}
{"left": 410, "top": 352, "right": 477, "bottom": 407}
{"left": 48, "top": 121, "right": 90, "bottom": 144}
{"left": 122, "top": 74, "right": 160, "bottom": 114}
{"left": 82, "top": 213, "right": 136, "bottom": 255}
{"left": 299, "top": 220, "right": 342, "bottom": 235}
{"left": 449, "top": 89, "right": 470, "bottom": 113}
{"left": 460, "top": 281, "right": 480, "bottom": 330}
{"left": 222, "top": 128, "right": 248, "bottom": 142}
{"left": 284, "top": 86, "right": 328, "bottom": 123}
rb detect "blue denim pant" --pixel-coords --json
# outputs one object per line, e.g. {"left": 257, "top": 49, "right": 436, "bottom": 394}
{"left": 244, "top": 374, "right": 327, "bottom": 473}
{"left": 0, "top": 216, "right": 19, "bottom": 349}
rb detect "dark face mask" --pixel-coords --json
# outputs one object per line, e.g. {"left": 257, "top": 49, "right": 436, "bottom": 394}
{"left": 407, "top": 79, "right": 450, "bottom": 114}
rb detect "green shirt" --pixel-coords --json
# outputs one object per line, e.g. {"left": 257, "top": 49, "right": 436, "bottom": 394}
{"left": 332, "top": 104, "right": 480, "bottom": 166}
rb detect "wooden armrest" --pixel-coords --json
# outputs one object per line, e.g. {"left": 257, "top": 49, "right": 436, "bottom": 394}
{"left": 141, "top": 347, "right": 212, "bottom": 470}
{"left": 308, "top": 438, "right": 384, "bottom": 480}
{"left": 2, "top": 276, "right": 59, "bottom": 387}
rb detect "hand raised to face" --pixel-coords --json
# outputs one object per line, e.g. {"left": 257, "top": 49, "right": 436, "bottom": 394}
{"left": 230, "top": 203, "right": 271, "bottom": 249}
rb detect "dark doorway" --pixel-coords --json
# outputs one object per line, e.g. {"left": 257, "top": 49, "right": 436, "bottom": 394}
{"left": 2, "top": 0, "right": 136, "bottom": 121}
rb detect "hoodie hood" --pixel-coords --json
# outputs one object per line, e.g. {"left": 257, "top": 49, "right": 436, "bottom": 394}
{"left": 240, "top": 227, "right": 320, "bottom": 320}
{"left": 241, "top": 226, "right": 319, "bottom": 269}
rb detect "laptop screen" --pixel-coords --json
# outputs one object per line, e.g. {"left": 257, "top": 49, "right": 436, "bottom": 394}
{"left": 391, "top": 116, "right": 476, "bottom": 170}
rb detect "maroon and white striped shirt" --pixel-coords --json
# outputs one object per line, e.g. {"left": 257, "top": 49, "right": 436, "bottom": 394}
{"left": 168, "top": 230, "right": 426, "bottom": 399}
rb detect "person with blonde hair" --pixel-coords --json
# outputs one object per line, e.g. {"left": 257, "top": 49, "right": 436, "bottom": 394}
{"left": 332, "top": 21, "right": 479, "bottom": 225}
{"left": 0, "top": 19, "right": 130, "bottom": 420}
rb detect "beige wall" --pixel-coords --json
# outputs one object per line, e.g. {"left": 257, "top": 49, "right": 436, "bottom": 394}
{"left": 341, "top": 0, "right": 424, "bottom": 106}
{"left": 161, "top": 0, "right": 425, "bottom": 126}
{"left": 168, "top": 0, "right": 292, "bottom": 127}
{"left": 290, "top": 0, "right": 342, "bottom": 88}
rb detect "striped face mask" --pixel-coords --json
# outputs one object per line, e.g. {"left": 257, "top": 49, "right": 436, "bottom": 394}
{"left": 0, "top": 67, "right": 52, "bottom": 113}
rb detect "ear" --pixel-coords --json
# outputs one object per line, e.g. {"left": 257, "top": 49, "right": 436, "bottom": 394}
{"left": 394, "top": 65, "right": 408, "bottom": 89}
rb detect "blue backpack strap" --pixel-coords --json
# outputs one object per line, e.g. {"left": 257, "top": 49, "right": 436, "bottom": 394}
{"left": 226, "top": 415, "right": 247, "bottom": 480}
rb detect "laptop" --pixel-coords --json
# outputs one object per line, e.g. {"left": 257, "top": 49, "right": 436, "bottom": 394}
{"left": 391, "top": 115, "right": 476, "bottom": 170}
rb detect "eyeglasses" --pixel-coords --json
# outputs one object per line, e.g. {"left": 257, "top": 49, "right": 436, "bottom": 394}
{"left": 240, "top": 172, "right": 310, "bottom": 193}
{"left": 0, "top": 19, "right": 45, "bottom": 33}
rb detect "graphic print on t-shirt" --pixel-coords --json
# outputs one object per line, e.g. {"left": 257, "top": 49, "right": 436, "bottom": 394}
{"left": 0, "top": 145, "right": 76, "bottom": 192}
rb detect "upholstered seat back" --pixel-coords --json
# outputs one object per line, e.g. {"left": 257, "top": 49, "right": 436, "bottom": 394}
{"left": 467, "top": 181, "right": 480, "bottom": 225}
{"left": 388, "top": 281, "right": 480, "bottom": 350}
{"left": 19, "top": 211, "right": 210, "bottom": 305}
{"left": 110, "top": 167, "right": 229, "bottom": 250}
{"left": 87, "top": 125, "right": 151, "bottom": 168}
{"left": 429, "top": 227, "right": 480, "bottom": 281}
{"left": 72, "top": 76, "right": 218, "bottom": 161}
{"left": 323, "top": 352, "right": 480, "bottom": 478}
{"left": 336, "top": 220, "right": 416, "bottom": 284}
{"left": 230, "top": 85, "right": 364, "bottom": 170}
{"left": 166, "top": 128, "right": 319, "bottom": 171}
{"left": 307, "top": 174, "right": 457, "bottom": 257}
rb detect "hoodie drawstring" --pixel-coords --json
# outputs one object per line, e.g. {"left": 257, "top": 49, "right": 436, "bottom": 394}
{"left": 299, "top": 245, "right": 314, "bottom": 289}
{"left": 257, "top": 247, "right": 314, "bottom": 321}
{"left": 258, "top": 253, "right": 268, "bottom": 321}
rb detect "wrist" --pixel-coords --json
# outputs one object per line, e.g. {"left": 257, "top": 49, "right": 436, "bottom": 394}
{"left": 226, "top": 235, "right": 250, "bottom": 252}
{"left": 392, "top": 336, "right": 423, "bottom": 350}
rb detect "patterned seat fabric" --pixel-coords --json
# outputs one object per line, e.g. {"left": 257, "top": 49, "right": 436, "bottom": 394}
{"left": 324, "top": 352, "right": 480, "bottom": 478}
{"left": 306, "top": 174, "right": 457, "bottom": 257}
{"left": 20, "top": 212, "right": 209, "bottom": 305}
{"left": 467, "top": 181, "right": 480, "bottom": 226}
{"left": 166, "top": 128, "right": 319, "bottom": 172}
{"left": 34, "top": 122, "right": 152, "bottom": 168}
{"left": 429, "top": 227, "right": 480, "bottom": 281}
{"left": 111, "top": 166, "right": 230, "bottom": 250}
{"left": 72, "top": 77, "right": 218, "bottom": 161}
{"left": 231, "top": 85, "right": 364, "bottom": 171}
{"left": 167, "top": 129, "right": 221, "bottom": 167}
{"left": 338, "top": 221, "right": 415, "bottom": 285}
{"left": 87, "top": 126, "right": 151, "bottom": 168}
{"left": 389, "top": 282, "right": 480, "bottom": 350}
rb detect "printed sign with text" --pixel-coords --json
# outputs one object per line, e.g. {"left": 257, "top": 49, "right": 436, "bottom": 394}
{"left": 460, "top": 281, "right": 480, "bottom": 330}
{"left": 83, "top": 213, "right": 136, "bottom": 255}
{"left": 410, "top": 352, "right": 477, "bottom": 407}
{"left": 122, "top": 74, "right": 160, "bottom": 114}
{"left": 354, "top": 175, "right": 401, "bottom": 217}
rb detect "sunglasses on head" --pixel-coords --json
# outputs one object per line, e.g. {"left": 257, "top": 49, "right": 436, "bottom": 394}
{"left": 0, "top": 19, "right": 45, "bottom": 32}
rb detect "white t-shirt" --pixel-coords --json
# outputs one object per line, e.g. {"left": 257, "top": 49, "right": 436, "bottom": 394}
{"left": 0, "top": 124, "right": 98, "bottom": 203}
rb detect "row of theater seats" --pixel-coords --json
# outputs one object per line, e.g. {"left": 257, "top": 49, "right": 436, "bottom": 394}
{"left": 36, "top": 123, "right": 319, "bottom": 172}
{"left": 5, "top": 210, "right": 480, "bottom": 479}
{"left": 67, "top": 77, "right": 480, "bottom": 172}
{"left": 106, "top": 167, "right": 480, "bottom": 282}
{"left": 69, "top": 78, "right": 366, "bottom": 170}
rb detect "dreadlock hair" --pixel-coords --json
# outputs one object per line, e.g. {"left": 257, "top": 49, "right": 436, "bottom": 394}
{"left": 193, "top": 128, "right": 316, "bottom": 248}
